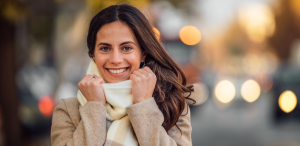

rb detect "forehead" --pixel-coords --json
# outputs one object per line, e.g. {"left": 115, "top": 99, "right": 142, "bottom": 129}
{"left": 96, "top": 21, "right": 137, "bottom": 42}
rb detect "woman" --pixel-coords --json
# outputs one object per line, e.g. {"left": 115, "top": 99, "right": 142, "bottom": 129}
{"left": 51, "top": 4, "right": 194, "bottom": 146}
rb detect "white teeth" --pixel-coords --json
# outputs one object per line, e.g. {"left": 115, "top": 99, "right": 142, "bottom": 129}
{"left": 108, "top": 68, "right": 127, "bottom": 74}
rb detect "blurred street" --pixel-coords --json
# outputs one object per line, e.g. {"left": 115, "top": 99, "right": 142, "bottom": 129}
{"left": 191, "top": 92, "right": 300, "bottom": 146}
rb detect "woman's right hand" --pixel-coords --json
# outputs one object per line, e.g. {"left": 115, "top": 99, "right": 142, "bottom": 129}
{"left": 78, "top": 74, "right": 106, "bottom": 105}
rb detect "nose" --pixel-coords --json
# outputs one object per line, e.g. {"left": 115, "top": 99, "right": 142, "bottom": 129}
{"left": 110, "top": 49, "right": 123, "bottom": 64}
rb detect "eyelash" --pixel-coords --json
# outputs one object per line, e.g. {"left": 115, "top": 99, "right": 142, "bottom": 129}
{"left": 99, "top": 46, "right": 132, "bottom": 52}
{"left": 122, "top": 46, "right": 132, "bottom": 51}
{"left": 100, "top": 47, "right": 110, "bottom": 52}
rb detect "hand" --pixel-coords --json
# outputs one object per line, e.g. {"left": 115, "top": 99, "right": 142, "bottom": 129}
{"left": 78, "top": 74, "right": 106, "bottom": 105}
{"left": 130, "top": 67, "right": 157, "bottom": 103}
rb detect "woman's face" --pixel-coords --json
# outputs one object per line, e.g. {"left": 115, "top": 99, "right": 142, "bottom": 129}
{"left": 94, "top": 21, "right": 145, "bottom": 83}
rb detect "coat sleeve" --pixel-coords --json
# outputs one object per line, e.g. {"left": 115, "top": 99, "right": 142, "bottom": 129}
{"left": 51, "top": 99, "right": 107, "bottom": 146}
{"left": 126, "top": 97, "right": 192, "bottom": 146}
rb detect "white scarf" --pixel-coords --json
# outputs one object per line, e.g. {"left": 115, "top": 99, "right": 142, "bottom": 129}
{"left": 77, "top": 60, "right": 138, "bottom": 146}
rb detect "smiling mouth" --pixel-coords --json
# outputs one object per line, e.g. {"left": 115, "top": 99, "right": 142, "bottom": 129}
{"left": 106, "top": 67, "right": 129, "bottom": 74}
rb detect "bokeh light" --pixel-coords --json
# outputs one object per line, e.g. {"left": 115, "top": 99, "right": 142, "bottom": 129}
{"left": 152, "top": 26, "right": 161, "bottom": 40}
{"left": 279, "top": 90, "right": 297, "bottom": 113}
{"left": 238, "top": 3, "right": 275, "bottom": 43}
{"left": 241, "top": 79, "right": 261, "bottom": 102}
{"left": 38, "top": 95, "right": 55, "bottom": 117}
{"left": 214, "top": 80, "right": 236, "bottom": 103}
{"left": 186, "top": 83, "right": 209, "bottom": 105}
{"left": 290, "top": 0, "right": 300, "bottom": 17}
{"left": 179, "top": 25, "right": 201, "bottom": 45}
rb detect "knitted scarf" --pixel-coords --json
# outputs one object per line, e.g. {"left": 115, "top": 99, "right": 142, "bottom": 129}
{"left": 77, "top": 60, "right": 138, "bottom": 146}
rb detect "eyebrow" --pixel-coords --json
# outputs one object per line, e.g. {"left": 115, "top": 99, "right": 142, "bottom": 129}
{"left": 97, "top": 41, "right": 137, "bottom": 47}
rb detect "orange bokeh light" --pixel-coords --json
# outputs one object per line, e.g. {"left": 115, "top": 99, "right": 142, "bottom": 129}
{"left": 152, "top": 27, "right": 160, "bottom": 40}
{"left": 179, "top": 26, "right": 201, "bottom": 45}
{"left": 290, "top": 0, "right": 300, "bottom": 17}
{"left": 38, "top": 95, "right": 55, "bottom": 117}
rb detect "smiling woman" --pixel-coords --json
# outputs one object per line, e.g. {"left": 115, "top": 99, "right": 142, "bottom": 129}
{"left": 94, "top": 21, "right": 145, "bottom": 83}
{"left": 51, "top": 3, "right": 194, "bottom": 146}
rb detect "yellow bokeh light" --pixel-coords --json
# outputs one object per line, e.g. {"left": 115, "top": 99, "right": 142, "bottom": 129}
{"left": 241, "top": 79, "right": 261, "bottom": 102}
{"left": 185, "top": 83, "right": 209, "bottom": 105}
{"left": 179, "top": 26, "right": 201, "bottom": 45}
{"left": 214, "top": 80, "right": 236, "bottom": 103}
{"left": 279, "top": 90, "right": 297, "bottom": 113}
{"left": 152, "top": 27, "right": 160, "bottom": 40}
{"left": 238, "top": 3, "right": 275, "bottom": 43}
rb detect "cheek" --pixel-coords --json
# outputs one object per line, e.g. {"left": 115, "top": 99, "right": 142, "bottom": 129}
{"left": 95, "top": 57, "right": 106, "bottom": 70}
{"left": 127, "top": 54, "right": 142, "bottom": 69}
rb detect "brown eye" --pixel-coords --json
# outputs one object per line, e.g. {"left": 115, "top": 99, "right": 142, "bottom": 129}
{"left": 122, "top": 46, "right": 132, "bottom": 51}
{"left": 100, "top": 47, "right": 110, "bottom": 52}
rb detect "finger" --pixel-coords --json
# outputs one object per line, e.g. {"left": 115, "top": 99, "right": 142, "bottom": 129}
{"left": 91, "top": 79, "right": 102, "bottom": 87}
{"left": 142, "top": 67, "right": 155, "bottom": 78}
{"left": 137, "top": 69, "right": 151, "bottom": 79}
{"left": 86, "top": 74, "right": 93, "bottom": 79}
{"left": 94, "top": 77, "right": 104, "bottom": 84}
{"left": 81, "top": 74, "right": 93, "bottom": 83}
{"left": 92, "top": 74, "right": 99, "bottom": 79}
{"left": 87, "top": 74, "right": 99, "bottom": 84}
{"left": 83, "top": 74, "right": 91, "bottom": 79}
{"left": 142, "top": 66, "right": 153, "bottom": 73}
{"left": 132, "top": 70, "right": 143, "bottom": 77}
{"left": 138, "top": 68, "right": 148, "bottom": 74}
{"left": 130, "top": 74, "right": 138, "bottom": 80}
{"left": 79, "top": 75, "right": 92, "bottom": 89}
{"left": 83, "top": 74, "right": 95, "bottom": 86}
{"left": 88, "top": 75, "right": 102, "bottom": 87}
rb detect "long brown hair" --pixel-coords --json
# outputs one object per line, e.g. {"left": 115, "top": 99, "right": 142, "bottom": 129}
{"left": 87, "top": 4, "right": 194, "bottom": 132}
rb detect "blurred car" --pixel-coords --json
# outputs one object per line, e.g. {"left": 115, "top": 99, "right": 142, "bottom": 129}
{"left": 272, "top": 63, "right": 300, "bottom": 123}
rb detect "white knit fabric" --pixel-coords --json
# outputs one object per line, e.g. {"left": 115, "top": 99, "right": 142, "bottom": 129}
{"left": 77, "top": 60, "right": 138, "bottom": 146}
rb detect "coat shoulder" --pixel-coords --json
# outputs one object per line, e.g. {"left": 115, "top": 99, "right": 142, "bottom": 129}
{"left": 59, "top": 97, "right": 81, "bottom": 127}
{"left": 61, "top": 97, "right": 78, "bottom": 103}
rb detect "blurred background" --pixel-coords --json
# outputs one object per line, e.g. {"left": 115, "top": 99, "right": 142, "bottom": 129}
{"left": 1, "top": 0, "right": 300, "bottom": 145}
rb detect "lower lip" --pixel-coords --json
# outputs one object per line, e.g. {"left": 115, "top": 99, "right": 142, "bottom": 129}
{"left": 106, "top": 68, "right": 129, "bottom": 77}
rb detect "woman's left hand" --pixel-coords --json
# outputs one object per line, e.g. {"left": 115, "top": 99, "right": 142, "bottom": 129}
{"left": 130, "top": 67, "right": 157, "bottom": 103}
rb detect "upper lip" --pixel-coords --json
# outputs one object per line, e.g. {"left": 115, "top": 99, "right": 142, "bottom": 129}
{"left": 106, "top": 67, "right": 129, "bottom": 70}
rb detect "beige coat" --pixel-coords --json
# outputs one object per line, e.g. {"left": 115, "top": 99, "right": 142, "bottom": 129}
{"left": 51, "top": 97, "right": 192, "bottom": 146}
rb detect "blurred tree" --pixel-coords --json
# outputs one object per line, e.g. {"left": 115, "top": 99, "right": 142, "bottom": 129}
{"left": 0, "top": 0, "right": 23, "bottom": 145}
{"left": 0, "top": 18, "right": 21, "bottom": 146}
{"left": 0, "top": 0, "right": 27, "bottom": 22}
{"left": 1, "top": 0, "right": 57, "bottom": 145}
{"left": 85, "top": 0, "right": 148, "bottom": 14}
{"left": 85, "top": 0, "right": 196, "bottom": 16}
{"left": 268, "top": 0, "right": 300, "bottom": 60}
